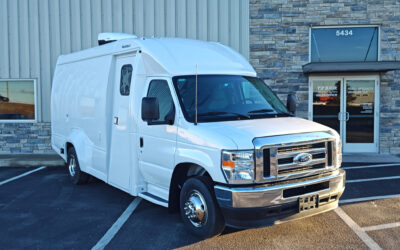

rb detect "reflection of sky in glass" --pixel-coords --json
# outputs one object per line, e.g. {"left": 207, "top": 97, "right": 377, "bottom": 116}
{"left": 311, "top": 27, "right": 378, "bottom": 62}
{"left": 0, "top": 81, "right": 34, "bottom": 104}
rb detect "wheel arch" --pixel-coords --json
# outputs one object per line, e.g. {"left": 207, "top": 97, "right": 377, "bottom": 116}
{"left": 168, "top": 162, "right": 212, "bottom": 212}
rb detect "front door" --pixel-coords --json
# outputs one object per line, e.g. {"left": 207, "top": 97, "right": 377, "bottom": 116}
{"left": 108, "top": 53, "right": 136, "bottom": 191}
{"left": 137, "top": 78, "right": 178, "bottom": 200}
{"left": 310, "top": 76, "right": 379, "bottom": 153}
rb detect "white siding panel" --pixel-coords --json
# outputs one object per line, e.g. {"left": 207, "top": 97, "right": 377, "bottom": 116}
{"left": 91, "top": 0, "right": 102, "bottom": 47}
{"left": 144, "top": 0, "right": 155, "bottom": 37}
{"left": 0, "top": 0, "right": 10, "bottom": 78}
{"left": 70, "top": 0, "right": 82, "bottom": 52}
{"left": 123, "top": 0, "right": 134, "bottom": 34}
{"left": 165, "top": 0, "right": 176, "bottom": 37}
{"left": 186, "top": 0, "right": 196, "bottom": 39}
{"left": 49, "top": 0, "right": 61, "bottom": 79}
{"left": 207, "top": 0, "right": 218, "bottom": 42}
{"left": 60, "top": 0, "right": 71, "bottom": 54}
{"left": 176, "top": 0, "right": 186, "bottom": 37}
{"left": 102, "top": 0, "right": 112, "bottom": 32}
{"left": 112, "top": 0, "right": 123, "bottom": 33}
{"left": 134, "top": 0, "right": 144, "bottom": 37}
{"left": 81, "top": 0, "right": 92, "bottom": 49}
{"left": 154, "top": 0, "right": 165, "bottom": 37}
{"left": 8, "top": 0, "right": 19, "bottom": 78}
{"left": 18, "top": 0, "right": 30, "bottom": 78}
{"left": 28, "top": 0, "right": 40, "bottom": 79}
{"left": 0, "top": 0, "right": 249, "bottom": 122}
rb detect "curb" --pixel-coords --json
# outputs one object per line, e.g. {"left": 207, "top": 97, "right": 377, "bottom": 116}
{"left": 0, "top": 154, "right": 65, "bottom": 168}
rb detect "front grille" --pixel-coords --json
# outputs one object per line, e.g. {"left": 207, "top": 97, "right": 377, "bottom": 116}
{"left": 263, "top": 140, "right": 334, "bottom": 178}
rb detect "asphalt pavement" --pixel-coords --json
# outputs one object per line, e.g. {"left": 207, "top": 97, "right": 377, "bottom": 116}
{"left": 0, "top": 162, "right": 399, "bottom": 249}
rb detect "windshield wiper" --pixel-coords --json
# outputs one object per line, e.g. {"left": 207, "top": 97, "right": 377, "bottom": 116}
{"left": 248, "top": 108, "right": 275, "bottom": 114}
{"left": 197, "top": 111, "right": 250, "bottom": 119}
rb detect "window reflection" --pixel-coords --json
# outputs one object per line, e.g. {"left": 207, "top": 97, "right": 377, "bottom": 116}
{"left": 0, "top": 81, "right": 35, "bottom": 120}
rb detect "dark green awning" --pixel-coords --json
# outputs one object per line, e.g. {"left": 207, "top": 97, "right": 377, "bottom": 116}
{"left": 302, "top": 61, "right": 400, "bottom": 74}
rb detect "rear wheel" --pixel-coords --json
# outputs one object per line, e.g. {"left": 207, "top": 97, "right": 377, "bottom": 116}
{"left": 180, "top": 176, "right": 225, "bottom": 238}
{"left": 67, "top": 147, "right": 89, "bottom": 185}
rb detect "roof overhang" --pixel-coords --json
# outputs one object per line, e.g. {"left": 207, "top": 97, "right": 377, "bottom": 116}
{"left": 302, "top": 61, "right": 400, "bottom": 74}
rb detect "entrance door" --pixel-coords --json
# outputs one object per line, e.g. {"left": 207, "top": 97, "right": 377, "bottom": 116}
{"left": 108, "top": 53, "right": 136, "bottom": 192}
{"left": 310, "top": 76, "right": 379, "bottom": 153}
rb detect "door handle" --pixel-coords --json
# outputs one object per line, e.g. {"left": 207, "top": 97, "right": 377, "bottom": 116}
{"left": 346, "top": 112, "right": 349, "bottom": 121}
{"left": 140, "top": 137, "right": 143, "bottom": 148}
{"left": 337, "top": 112, "right": 342, "bottom": 121}
{"left": 113, "top": 116, "right": 119, "bottom": 125}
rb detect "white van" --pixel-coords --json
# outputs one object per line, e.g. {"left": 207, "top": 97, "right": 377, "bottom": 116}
{"left": 51, "top": 33, "right": 345, "bottom": 238}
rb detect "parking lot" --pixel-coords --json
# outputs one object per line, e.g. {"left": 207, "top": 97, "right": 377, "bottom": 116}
{"left": 0, "top": 162, "right": 399, "bottom": 249}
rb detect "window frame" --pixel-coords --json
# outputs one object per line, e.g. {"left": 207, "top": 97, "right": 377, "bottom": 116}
{"left": 120, "top": 64, "right": 133, "bottom": 96}
{"left": 0, "top": 78, "right": 38, "bottom": 123}
{"left": 308, "top": 25, "right": 381, "bottom": 63}
{"left": 145, "top": 79, "right": 176, "bottom": 126}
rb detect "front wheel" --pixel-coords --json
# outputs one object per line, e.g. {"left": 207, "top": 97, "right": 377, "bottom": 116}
{"left": 180, "top": 176, "right": 225, "bottom": 238}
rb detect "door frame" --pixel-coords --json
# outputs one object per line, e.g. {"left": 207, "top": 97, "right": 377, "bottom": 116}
{"left": 308, "top": 75, "right": 380, "bottom": 153}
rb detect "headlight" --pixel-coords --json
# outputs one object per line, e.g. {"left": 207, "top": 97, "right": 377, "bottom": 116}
{"left": 221, "top": 150, "right": 254, "bottom": 184}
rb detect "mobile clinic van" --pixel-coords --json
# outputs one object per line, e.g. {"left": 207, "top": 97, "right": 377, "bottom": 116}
{"left": 51, "top": 33, "right": 345, "bottom": 238}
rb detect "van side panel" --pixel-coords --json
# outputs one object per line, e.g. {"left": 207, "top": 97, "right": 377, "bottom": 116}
{"left": 51, "top": 55, "right": 114, "bottom": 180}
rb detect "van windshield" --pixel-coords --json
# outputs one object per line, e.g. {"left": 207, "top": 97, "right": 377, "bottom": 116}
{"left": 172, "top": 75, "right": 290, "bottom": 123}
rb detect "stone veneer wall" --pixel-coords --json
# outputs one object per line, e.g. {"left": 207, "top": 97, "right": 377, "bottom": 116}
{"left": 249, "top": 0, "right": 400, "bottom": 154}
{"left": 0, "top": 123, "right": 53, "bottom": 154}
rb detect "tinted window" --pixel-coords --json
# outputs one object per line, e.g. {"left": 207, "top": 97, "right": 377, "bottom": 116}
{"left": 147, "top": 80, "right": 174, "bottom": 123}
{"left": 311, "top": 27, "right": 378, "bottom": 62}
{"left": 120, "top": 64, "right": 132, "bottom": 96}
{"left": 0, "top": 80, "right": 36, "bottom": 120}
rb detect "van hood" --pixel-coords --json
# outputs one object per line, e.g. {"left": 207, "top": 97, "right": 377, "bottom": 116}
{"left": 200, "top": 117, "right": 335, "bottom": 149}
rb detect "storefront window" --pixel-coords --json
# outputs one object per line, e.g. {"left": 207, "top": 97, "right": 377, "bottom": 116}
{"left": 311, "top": 26, "right": 378, "bottom": 62}
{"left": 0, "top": 80, "right": 36, "bottom": 120}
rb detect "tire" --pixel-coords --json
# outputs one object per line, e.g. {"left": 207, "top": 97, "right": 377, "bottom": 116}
{"left": 180, "top": 176, "right": 225, "bottom": 238}
{"left": 67, "top": 147, "right": 89, "bottom": 185}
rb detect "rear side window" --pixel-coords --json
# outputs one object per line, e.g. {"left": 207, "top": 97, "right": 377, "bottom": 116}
{"left": 147, "top": 80, "right": 174, "bottom": 123}
{"left": 120, "top": 64, "right": 132, "bottom": 96}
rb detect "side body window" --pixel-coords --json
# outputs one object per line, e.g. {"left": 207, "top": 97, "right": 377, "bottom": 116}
{"left": 120, "top": 64, "right": 133, "bottom": 96}
{"left": 147, "top": 80, "right": 175, "bottom": 124}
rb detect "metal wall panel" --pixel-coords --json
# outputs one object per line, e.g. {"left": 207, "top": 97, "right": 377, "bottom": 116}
{"left": 0, "top": 0, "right": 250, "bottom": 122}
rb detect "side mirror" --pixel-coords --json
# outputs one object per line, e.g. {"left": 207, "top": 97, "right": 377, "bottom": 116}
{"left": 286, "top": 93, "right": 296, "bottom": 114}
{"left": 142, "top": 97, "right": 159, "bottom": 121}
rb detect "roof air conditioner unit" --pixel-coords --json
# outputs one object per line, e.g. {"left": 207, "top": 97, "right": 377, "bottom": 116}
{"left": 98, "top": 33, "right": 138, "bottom": 45}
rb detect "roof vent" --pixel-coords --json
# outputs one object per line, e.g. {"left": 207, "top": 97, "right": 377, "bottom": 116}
{"left": 98, "top": 33, "right": 138, "bottom": 45}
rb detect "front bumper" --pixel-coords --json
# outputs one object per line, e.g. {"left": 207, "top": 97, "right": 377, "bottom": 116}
{"left": 214, "top": 169, "right": 345, "bottom": 228}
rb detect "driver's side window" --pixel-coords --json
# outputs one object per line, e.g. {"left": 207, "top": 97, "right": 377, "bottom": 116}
{"left": 147, "top": 80, "right": 175, "bottom": 123}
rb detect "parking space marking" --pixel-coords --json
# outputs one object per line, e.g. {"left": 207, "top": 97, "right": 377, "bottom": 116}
{"left": 346, "top": 176, "right": 400, "bottom": 183}
{"left": 0, "top": 166, "right": 46, "bottom": 186}
{"left": 363, "top": 222, "right": 400, "bottom": 232}
{"left": 335, "top": 207, "right": 381, "bottom": 250}
{"left": 92, "top": 197, "right": 142, "bottom": 250}
{"left": 342, "top": 163, "right": 400, "bottom": 170}
{"left": 340, "top": 194, "right": 400, "bottom": 205}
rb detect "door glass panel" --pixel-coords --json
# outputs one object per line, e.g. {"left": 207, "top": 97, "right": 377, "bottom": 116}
{"left": 346, "top": 80, "right": 375, "bottom": 143}
{"left": 312, "top": 80, "right": 341, "bottom": 134}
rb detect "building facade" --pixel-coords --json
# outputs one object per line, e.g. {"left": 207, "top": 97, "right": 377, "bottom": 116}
{"left": 0, "top": 0, "right": 399, "bottom": 155}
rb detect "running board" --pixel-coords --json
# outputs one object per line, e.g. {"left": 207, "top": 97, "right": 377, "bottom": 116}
{"left": 139, "top": 192, "right": 168, "bottom": 207}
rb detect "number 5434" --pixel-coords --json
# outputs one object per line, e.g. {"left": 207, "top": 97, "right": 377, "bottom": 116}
{"left": 336, "top": 29, "right": 353, "bottom": 36}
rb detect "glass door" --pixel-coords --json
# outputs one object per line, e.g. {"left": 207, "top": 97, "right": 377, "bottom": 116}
{"left": 310, "top": 78, "right": 342, "bottom": 136}
{"left": 343, "top": 77, "right": 378, "bottom": 152}
{"left": 310, "top": 76, "right": 379, "bottom": 153}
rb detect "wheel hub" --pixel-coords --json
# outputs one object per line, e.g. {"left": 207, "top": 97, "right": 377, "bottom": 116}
{"left": 68, "top": 156, "right": 76, "bottom": 177}
{"left": 183, "top": 190, "right": 208, "bottom": 227}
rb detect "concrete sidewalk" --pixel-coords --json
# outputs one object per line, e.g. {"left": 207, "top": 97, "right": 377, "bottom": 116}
{"left": 0, "top": 154, "right": 64, "bottom": 167}
{"left": 343, "top": 153, "right": 400, "bottom": 163}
